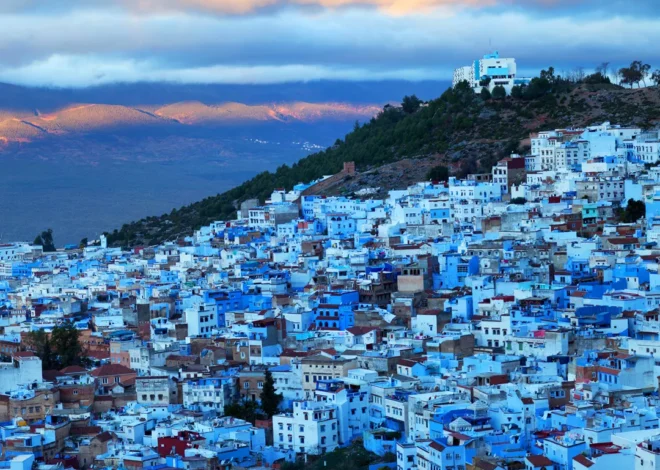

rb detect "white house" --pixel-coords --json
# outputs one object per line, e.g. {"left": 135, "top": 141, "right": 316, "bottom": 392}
{"left": 185, "top": 302, "right": 217, "bottom": 337}
{"left": 0, "top": 355, "right": 43, "bottom": 394}
{"left": 273, "top": 400, "right": 339, "bottom": 455}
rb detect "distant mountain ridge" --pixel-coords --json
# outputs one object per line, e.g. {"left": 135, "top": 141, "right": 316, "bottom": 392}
{"left": 0, "top": 80, "right": 450, "bottom": 145}
{"left": 0, "top": 101, "right": 384, "bottom": 144}
{"left": 154, "top": 101, "right": 387, "bottom": 124}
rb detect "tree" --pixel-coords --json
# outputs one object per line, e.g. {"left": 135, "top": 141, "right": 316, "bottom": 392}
{"left": 224, "top": 398, "right": 260, "bottom": 424}
{"left": 618, "top": 67, "right": 635, "bottom": 88}
{"left": 566, "top": 66, "right": 586, "bottom": 83}
{"left": 492, "top": 85, "right": 507, "bottom": 100}
{"left": 652, "top": 69, "right": 660, "bottom": 87}
{"left": 584, "top": 72, "right": 611, "bottom": 85}
{"left": 510, "top": 85, "right": 524, "bottom": 99}
{"left": 426, "top": 165, "right": 449, "bottom": 182}
{"left": 79, "top": 237, "right": 88, "bottom": 249}
{"left": 539, "top": 66, "right": 555, "bottom": 82}
{"left": 480, "top": 87, "right": 491, "bottom": 100}
{"left": 260, "top": 369, "right": 283, "bottom": 418}
{"left": 401, "top": 95, "right": 422, "bottom": 114}
{"left": 619, "top": 61, "right": 650, "bottom": 88}
{"left": 33, "top": 228, "right": 56, "bottom": 252}
{"left": 595, "top": 62, "right": 610, "bottom": 79}
{"left": 640, "top": 62, "right": 652, "bottom": 86}
{"left": 26, "top": 321, "right": 88, "bottom": 369}
{"left": 50, "top": 321, "right": 86, "bottom": 369}
{"left": 522, "top": 76, "right": 552, "bottom": 100}
{"left": 25, "top": 329, "right": 57, "bottom": 369}
{"left": 621, "top": 199, "right": 646, "bottom": 223}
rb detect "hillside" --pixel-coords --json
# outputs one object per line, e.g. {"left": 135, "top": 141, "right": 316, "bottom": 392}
{"left": 105, "top": 78, "right": 660, "bottom": 247}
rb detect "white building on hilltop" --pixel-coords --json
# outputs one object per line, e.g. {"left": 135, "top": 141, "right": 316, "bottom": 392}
{"left": 453, "top": 51, "right": 530, "bottom": 94}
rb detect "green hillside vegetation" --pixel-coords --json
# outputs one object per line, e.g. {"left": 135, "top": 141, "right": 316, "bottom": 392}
{"left": 106, "top": 66, "right": 660, "bottom": 247}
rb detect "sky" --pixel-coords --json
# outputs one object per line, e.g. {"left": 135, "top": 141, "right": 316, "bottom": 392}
{"left": 0, "top": 0, "right": 659, "bottom": 87}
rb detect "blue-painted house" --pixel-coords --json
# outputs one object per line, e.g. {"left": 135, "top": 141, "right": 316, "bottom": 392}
{"left": 314, "top": 290, "right": 358, "bottom": 330}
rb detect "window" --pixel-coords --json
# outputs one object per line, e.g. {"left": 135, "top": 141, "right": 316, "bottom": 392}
{"left": 244, "top": 382, "right": 250, "bottom": 389}
{"left": 258, "top": 381, "right": 264, "bottom": 389}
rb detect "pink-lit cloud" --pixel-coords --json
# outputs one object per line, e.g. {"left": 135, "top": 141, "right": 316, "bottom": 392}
{"left": 119, "top": 0, "right": 501, "bottom": 15}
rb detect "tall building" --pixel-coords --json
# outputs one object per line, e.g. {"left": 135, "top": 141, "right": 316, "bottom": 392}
{"left": 452, "top": 51, "right": 530, "bottom": 94}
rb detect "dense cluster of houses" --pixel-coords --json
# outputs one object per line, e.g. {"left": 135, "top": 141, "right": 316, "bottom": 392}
{"left": 2, "top": 121, "right": 660, "bottom": 470}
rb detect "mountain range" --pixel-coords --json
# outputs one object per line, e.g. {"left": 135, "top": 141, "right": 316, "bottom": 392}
{"left": 0, "top": 80, "right": 448, "bottom": 148}
{"left": 0, "top": 101, "right": 384, "bottom": 144}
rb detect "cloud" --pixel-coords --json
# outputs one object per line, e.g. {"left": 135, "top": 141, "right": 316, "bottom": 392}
{"left": 8, "top": 0, "right": 658, "bottom": 17}
{"left": 0, "top": 0, "right": 502, "bottom": 16}
{"left": 0, "top": 1, "right": 658, "bottom": 87}
{"left": 0, "top": 54, "right": 443, "bottom": 87}
{"left": 130, "top": 0, "right": 660, "bottom": 17}
{"left": 118, "top": 0, "right": 497, "bottom": 15}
